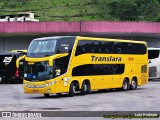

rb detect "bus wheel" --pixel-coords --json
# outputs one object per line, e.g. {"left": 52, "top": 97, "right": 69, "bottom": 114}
{"left": 122, "top": 79, "right": 129, "bottom": 91}
{"left": 44, "top": 94, "right": 50, "bottom": 97}
{"left": 81, "top": 81, "right": 91, "bottom": 95}
{"left": 86, "top": 82, "right": 91, "bottom": 94}
{"left": 81, "top": 81, "right": 88, "bottom": 95}
{"left": 131, "top": 78, "right": 137, "bottom": 90}
{"left": 69, "top": 82, "right": 76, "bottom": 97}
{"left": 56, "top": 93, "right": 62, "bottom": 96}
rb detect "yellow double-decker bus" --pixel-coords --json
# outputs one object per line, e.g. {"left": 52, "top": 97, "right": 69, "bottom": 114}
{"left": 17, "top": 36, "right": 148, "bottom": 97}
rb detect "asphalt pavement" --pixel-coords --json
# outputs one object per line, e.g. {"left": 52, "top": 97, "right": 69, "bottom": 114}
{"left": 0, "top": 80, "right": 159, "bottom": 119}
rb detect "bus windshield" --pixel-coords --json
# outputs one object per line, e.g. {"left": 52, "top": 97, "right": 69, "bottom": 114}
{"left": 24, "top": 61, "right": 53, "bottom": 81}
{"left": 27, "top": 39, "right": 57, "bottom": 57}
{"left": 148, "top": 50, "right": 159, "bottom": 59}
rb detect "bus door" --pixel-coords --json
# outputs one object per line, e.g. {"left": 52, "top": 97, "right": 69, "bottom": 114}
{"left": 54, "top": 63, "right": 65, "bottom": 93}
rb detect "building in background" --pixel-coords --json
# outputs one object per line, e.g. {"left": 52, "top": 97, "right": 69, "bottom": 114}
{"left": 0, "top": 12, "right": 39, "bottom": 22}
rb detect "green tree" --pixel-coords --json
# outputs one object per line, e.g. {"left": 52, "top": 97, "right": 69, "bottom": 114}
{"left": 107, "top": 0, "right": 138, "bottom": 21}
{"left": 135, "top": 0, "right": 160, "bottom": 21}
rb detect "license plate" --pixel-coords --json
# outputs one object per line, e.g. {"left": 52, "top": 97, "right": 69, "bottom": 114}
{"left": 33, "top": 90, "right": 38, "bottom": 93}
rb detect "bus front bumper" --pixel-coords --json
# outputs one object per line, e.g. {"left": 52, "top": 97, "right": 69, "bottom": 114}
{"left": 24, "top": 86, "right": 53, "bottom": 94}
{"left": 23, "top": 81, "right": 56, "bottom": 94}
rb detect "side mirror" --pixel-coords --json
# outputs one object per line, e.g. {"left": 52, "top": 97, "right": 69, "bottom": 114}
{"left": 16, "top": 55, "right": 26, "bottom": 68}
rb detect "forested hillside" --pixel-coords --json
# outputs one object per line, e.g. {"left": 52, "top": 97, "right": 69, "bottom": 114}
{"left": 0, "top": 0, "right": 160, "bottom": 22}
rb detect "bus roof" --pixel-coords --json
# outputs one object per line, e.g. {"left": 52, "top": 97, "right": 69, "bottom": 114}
{"left": 77, "top": 36, "right": 147, "bottom": 44}
{"left": 33, "top": 36, "right": 77, "bottom": 41}
{"left": 0, "top": 51, "right": 26, "bottom": 55}
{"left": 32, "top": 36, "right": 146, "bottom": 45}
{"left": 0, "top": 52, "right": 21, "bottom": 55}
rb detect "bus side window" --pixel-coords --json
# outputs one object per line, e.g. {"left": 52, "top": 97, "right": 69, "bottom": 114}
{"left": 115, "top": 48, "right": 122, "bottom": 54}
{"left": 95, "top": 41, "right": 102, "bottom": 53}
{"left": 97, "top": 42, "right": 102, "bottom": 53}
{"left": 90, "top": 41, "right": 102, "bottom": 53}
{"left": 81, "top": 47, "right": 86, "bottom": 53}
{"left": 102, "top": 42, "right": 109, "bottom": 53}
{"left": 134, "top": 43, "right": 147, "bottom": 54}
{"left": 90, "top": 42, "right": 95, "bottom": 53}
{"left": 75, "top": 41, "right": 83, "bottom": 56}
{"left": 102, "top": 42, "right": 114, "bottom": 54}
{"left": 75, "top": 40, "right": 90, "bottom": 56}
{"left": 113, "top": 42, "right": 122, "bottom": 54}
{"left": 103, "top": 48, "right": 109, "bottom": 53}
{"left": 84, "top": 43, "right": 90, "bottom": 53}
{"left": 57, "top": 39, "right": 75, "bottom": 54}
{"left": 57, "top": 41, "right": 69, "bottom": 53}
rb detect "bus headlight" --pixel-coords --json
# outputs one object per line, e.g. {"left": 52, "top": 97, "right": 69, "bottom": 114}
{"left": 24, "top": 84, "right": 28, "bottom": 87}
{"left": 44, "top": 81, "right": 55, "bottom": 87}
{"left": 51, "top": 82, "right": 55, "bottom": 84}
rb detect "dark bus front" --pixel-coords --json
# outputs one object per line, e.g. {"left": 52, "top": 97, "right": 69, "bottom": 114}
{"left": 0, "top": 52, "right": 26, "bottom": 83}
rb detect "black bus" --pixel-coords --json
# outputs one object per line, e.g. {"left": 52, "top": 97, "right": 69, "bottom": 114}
{"left": 0, "top": 51, "right": 26, "bottom": 83}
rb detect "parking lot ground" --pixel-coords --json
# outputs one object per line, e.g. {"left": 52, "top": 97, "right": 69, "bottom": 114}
{"left": 0, "top": 81, "right": 159, "bottom": 119}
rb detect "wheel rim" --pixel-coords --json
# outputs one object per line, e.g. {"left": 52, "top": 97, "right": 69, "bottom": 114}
{"left": 132, "top": 80, "right": 136, "bottom": 88}
{"left": 123, "top": 81, "right": 128, "bottom": 90}
{"left": 84, "top": 84, "right": 87, "bottom": 92}
{"left": 73, "top": 86, "right": 76, "bottom": 93}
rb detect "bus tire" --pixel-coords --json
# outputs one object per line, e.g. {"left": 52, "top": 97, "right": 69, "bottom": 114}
{"left": 69, "top": 82, "right": 76, "bottom": 97}
{"left": 81, "top": 81, "right": 87, "bottom": 95}
{"left": 86, "top": 82, "right": 91, "bottom": 94}
{"left": 44, "top": 94, "right": 50, "bottom": 97}
{"left": 131, "top": 78, "right": 137, "bottom": 90}
{"left": 122, "top": 79, "right": 129, "bottom": 91}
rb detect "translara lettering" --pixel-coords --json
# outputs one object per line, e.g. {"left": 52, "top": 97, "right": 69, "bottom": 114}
{"left": 91, "top": 56, "right": 122, "bottom": 62}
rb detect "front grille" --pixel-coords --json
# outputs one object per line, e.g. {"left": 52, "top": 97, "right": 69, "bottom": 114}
{"left": 149, "top": 66, "right": 157, "bottom": 77}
